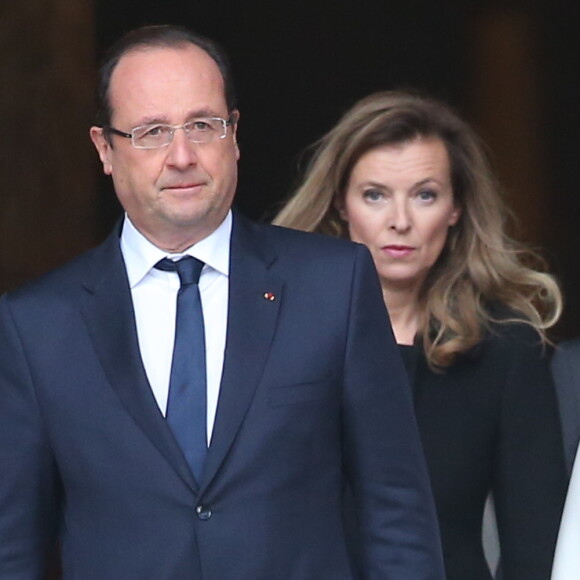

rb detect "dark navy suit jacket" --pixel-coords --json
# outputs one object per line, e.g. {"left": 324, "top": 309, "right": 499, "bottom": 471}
{"left": 0, "top": 213, "right": 443, "bottom": 579}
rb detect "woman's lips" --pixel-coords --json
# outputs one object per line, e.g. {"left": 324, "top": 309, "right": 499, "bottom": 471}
{"left": 383, "top": 245, "right": 415, "bottom": 258}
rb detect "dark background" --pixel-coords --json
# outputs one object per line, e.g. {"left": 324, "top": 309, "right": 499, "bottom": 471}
{"left": 96, "top": 0, "right": 580, "bottom": 340}
{"left": 1, "top": 0, "right": 578, "bottom": 339}
{"left": 95, "top": 0, "right": 474, "bottom": 227}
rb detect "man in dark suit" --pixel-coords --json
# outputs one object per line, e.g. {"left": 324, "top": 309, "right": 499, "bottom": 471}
{"left": 0, "top": 25, "right": 444, "bottom": 579}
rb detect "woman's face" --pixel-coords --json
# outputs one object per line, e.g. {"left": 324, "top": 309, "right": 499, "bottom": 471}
{"left": 340, "top": 137, "right": 461, "bottom": 294}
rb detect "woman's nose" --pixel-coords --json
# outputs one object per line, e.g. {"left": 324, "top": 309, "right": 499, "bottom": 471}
{"left": 388, "top": 200, "right": 411, "bottom": 232}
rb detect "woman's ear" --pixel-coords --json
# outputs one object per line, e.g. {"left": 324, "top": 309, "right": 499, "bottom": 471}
{"left": 334, "top": 196, "right": 348, "bottom": 221}
{"left": 448, "top": 204, "right": 461, "bottom": 226}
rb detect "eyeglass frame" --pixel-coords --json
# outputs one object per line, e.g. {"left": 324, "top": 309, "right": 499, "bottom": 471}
{"left": 103, "top": 113, "right": 237, "bottom": 149}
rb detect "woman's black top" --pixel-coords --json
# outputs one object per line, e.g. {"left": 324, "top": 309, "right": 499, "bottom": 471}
{"left": 400, "top": 321, "right": 567, "bottom": 580}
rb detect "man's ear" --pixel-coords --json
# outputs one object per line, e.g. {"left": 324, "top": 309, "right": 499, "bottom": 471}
{"left": 230, "top": 110, "right": 240, "bottom": 160}
{"left": 89, "top": 127, "right": 113, "bottom": 175}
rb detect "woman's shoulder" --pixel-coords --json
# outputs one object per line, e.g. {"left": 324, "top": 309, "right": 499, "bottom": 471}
{"left": 483, "top": 304, "right": 545, "bottom": 349}
{"left": 447, "top": 305, "right": 547, "bottom": 368}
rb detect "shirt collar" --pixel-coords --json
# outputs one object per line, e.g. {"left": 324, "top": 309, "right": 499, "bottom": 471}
{"left": 120, "top": 211, "right": 232, "bottom": 288}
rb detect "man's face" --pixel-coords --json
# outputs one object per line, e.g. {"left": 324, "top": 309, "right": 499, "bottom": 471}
{"left": 90, "top": 44, "right": 239, "bottom": 251}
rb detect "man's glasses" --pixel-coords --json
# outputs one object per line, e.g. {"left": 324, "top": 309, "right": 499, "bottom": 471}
{"left": 106, "top": 115, "right": 236, "bottom": 149}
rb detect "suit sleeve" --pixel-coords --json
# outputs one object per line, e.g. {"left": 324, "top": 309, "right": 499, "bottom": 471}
{"left": 551, "top": 339, "right": 580, "bottom": 474}
{"left": 0, "top": 294, "right": 61, "bottom": 578}
{"left": 493, "top": 326, "right": 568, "bottom": 579}
{"left": 341, "top": 245, "right": 445, "bottom": 580}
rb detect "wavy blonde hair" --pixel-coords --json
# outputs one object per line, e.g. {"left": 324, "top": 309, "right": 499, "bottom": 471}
{"left": 274, "top": 90, "right": 562, "bottom": 368}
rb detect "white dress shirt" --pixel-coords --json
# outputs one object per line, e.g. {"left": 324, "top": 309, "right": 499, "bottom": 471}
{"left": 551, "top": 443, "right": 580, "bottom": 579}
{"left": 120, "top": 212, "right": 231, "bottom": 444}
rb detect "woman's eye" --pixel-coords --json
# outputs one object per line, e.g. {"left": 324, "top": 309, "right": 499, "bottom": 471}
{"left": 416, "top": 189, "right": 437, "bottom": 202}
{"left": 362, "top": 189, "right": 384, "bottom": 202}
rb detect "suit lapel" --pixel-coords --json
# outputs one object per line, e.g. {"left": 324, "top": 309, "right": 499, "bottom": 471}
{"left": 79, "top": 228, "right": 198, "bottom": 493}
{"left": 200, "top": 214, "right": 282, "bottom": 491}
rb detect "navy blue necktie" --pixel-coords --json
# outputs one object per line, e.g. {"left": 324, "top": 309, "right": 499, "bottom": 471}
{"left": 155, "top": 256, "right": 207, "bottom": 480}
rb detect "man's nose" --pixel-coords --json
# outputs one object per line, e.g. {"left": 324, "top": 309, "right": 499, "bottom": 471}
{"left": 165, "top": 128, "right": 199, "bottom": 169}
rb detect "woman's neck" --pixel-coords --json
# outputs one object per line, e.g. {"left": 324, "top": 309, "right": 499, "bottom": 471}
{"left": 382, "top": 285, "right": 421, "bottom": 346}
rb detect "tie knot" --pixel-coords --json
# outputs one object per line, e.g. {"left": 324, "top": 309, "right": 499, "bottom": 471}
{"left": 155, "top": 256, "right": 204, "bottom": 286}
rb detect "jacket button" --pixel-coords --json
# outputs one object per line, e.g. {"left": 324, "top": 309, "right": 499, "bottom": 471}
{"left": 196, "top": 505, "right": 212, "bottom": 520}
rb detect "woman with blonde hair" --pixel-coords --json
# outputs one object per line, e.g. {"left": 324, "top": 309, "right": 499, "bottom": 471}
{"left": 275, "top": 90, "right": 567, "bottom": 580}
